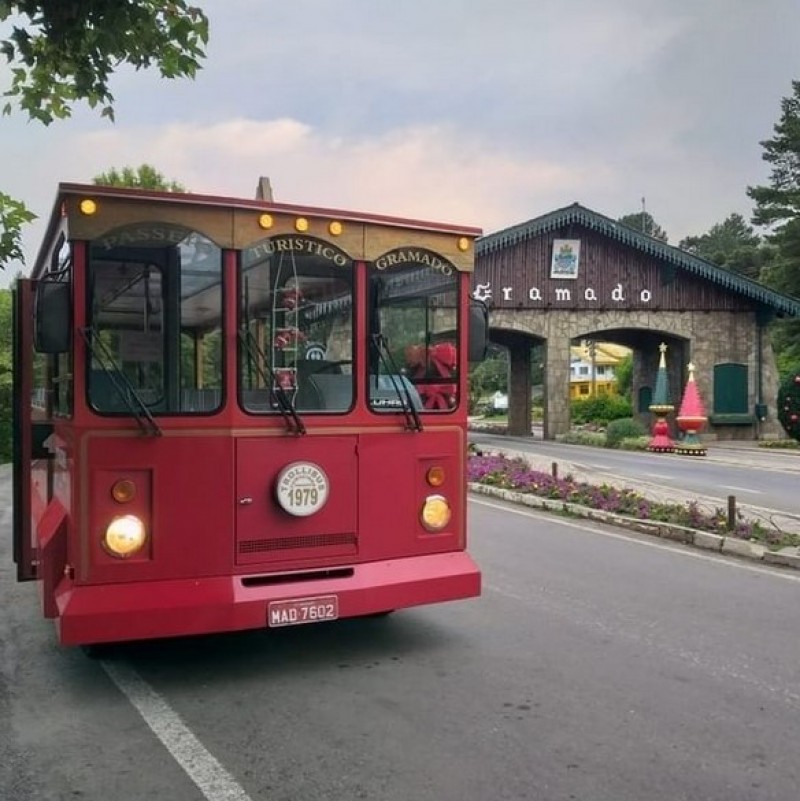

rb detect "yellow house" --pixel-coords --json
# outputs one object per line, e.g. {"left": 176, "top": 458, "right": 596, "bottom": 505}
{"left": 569, "top": 341, "right": 630, "bottom": 399}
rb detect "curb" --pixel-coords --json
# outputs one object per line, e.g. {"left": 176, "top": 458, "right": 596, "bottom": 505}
{"left": 468, "top": 482, "right": 800, "bottom": 571}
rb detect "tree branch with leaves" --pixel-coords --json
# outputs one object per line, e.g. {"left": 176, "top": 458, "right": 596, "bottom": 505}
{"left": 0, "top": 1, "right": 209, "bottom": 266}
{"left": 93, "top": 164, "right": 186, "bottom": 192}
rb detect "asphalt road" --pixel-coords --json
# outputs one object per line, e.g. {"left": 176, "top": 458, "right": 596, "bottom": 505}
{"left": 3, "top": 466, "right": 800, "bottom": 801}
{"left": 469, "top": 431, "right": 800, "bottom": 520}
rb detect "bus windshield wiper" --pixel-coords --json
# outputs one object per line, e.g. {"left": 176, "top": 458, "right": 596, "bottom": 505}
{"left": 79, "top": 327, "right": 161, "bottom": 437}
{"left": 238, "top": 329, "right": 305, "bottom": 435}
{"left": 371, "top": 334, "right": 423, "bottom": 432}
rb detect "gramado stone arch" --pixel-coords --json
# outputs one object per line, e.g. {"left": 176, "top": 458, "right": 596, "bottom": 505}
{"left": 474, "top": 203, "right": 800, "bottom": 442}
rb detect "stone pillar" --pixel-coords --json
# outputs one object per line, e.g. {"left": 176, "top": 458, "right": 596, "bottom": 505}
{"left": 631, "top": 348, "right": 651, "bottom": 431}
{"left": 507, "top": 340, "right": 532, "bottom": 436}
{"left": 543, "top": 336, "right": 571, "bottom": 440}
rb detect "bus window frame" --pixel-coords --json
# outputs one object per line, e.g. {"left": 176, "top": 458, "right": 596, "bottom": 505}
{"left": 367, "top": 260, "right": 462, "bottom": 416}
{"left": 237, "top": 240, "right": 357, "bottom": 416}
{"left": 85, "top": 230, "right": 226, "bottom": 417}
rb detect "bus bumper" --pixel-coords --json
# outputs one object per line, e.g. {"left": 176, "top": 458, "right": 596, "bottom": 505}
{"left": 53, "top": 551, "right": 481, "bottom": 646}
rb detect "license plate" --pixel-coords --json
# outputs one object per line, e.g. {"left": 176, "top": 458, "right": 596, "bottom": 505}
{"left": 268, "top": 595, "right": 339, "bottom": 627}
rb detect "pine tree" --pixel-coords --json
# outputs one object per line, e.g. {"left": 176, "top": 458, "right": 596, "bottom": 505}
{"left": 679, "top": 213, "right": 772, "bottom": 280}
{"left": 617, "top": 211, "right": 668, "bottom": 242}
{"left": 747, "top": 80, "right": 800, "bottom": 229}
{"left": 747, "top": 81, "right": 800, "bottom": 375}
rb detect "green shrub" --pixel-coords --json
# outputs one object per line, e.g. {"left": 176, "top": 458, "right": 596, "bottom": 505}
{"left": 617, "top": 435, "right": 650, "bottom": 451}
{"left": 605, "top": 417, "right": 647, "bottom": 448}
{"left": 777, "top": 371, "right": 800, "bottom": 443}
{"left": 556, "top": 430, "right": 607, "bottom": 447}
{"left": 570, "top": 395, "right": 632, "bottom": 426}
{"left": 758, "top": 438, "right": 800, "bottom": 449}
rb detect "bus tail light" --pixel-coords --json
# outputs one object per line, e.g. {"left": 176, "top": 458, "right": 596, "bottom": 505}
{"left": 426, "top": 465, "right": 446, "bottom": 487}
{"left": 421, "top": 495, "right": 451, "bottom": 532}
{"left": 103, "top": 515, "right": 148, "bottom": 558}
{"left": 111, "top": 478, "right": 137, "bottom": 503}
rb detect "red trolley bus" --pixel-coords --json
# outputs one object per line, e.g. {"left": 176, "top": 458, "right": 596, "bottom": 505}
{"left": 12, "top": 182, "right": 487, "bottom": 647}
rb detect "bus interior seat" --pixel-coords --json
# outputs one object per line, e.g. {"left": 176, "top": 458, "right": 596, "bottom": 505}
{"left": 88, "top": 370, "right": 161, "bottom": 412}
{"left": 180, "top": 388, "right": 222, "bottom": 412}
{"left": 368, "top": 375, "right": 423, "bottom": 410}
{"left": 89, "top": 370, "right": 125, "bottom": 412}
{"left": 306, "top": 375, "right": 352, "bottom": 411}
{"left": 241, "top": 388, "right": 273, "bottom": 411}
{"left": 295, "top": 359, "right": 349, "bottom": 411}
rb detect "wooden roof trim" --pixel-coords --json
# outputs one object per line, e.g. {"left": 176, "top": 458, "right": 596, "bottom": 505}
{"left": 477, "top": 202, "right": 800, "bottom": 317}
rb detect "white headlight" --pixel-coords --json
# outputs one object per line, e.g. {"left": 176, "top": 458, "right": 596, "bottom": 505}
{"left": 104, "top": 515, "right": 147, "bottom": 557}
{"left": 421, "top": 495, "right": 451, "bottom": 532}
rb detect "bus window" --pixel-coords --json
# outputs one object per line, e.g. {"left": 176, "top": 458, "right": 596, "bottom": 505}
{"left": 87, "top": 228, "right": 223, "bottom": 414}
{"left": 369, "top": 254, "right": 460, "bottom": 412}
{"left": 239, "top": 237, "right": 354, "bottom": 413}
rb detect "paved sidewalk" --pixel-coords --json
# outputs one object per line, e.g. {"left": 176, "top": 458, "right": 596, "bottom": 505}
{"left": 700, "top": 440, "right": 800, "bottom": 471}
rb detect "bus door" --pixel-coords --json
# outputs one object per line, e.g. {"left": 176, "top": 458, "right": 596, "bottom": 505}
{"left": 12, "top": 279, "right": 37, "bottom": 580}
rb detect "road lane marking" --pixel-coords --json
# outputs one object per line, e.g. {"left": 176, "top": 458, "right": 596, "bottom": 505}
{"left": 469, "top": 497, "right": 800, "bottom": 584}
{"left": 720, "top": 485, "right": 763, "bottom": 494}
{"left": 102, "top": 660, "right": 254, "bottom": 801}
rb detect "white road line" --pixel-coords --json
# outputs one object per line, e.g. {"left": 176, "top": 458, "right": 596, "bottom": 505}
{"left": 641, "top": 472, "right": 671, "bottom": 480}
{"left": 102, "top": 660, "right": 254, "bottom": 801}
{"left": 469, "top": 497, "right": 800, "bottom": 583}
{"left": 720, "top": 485, "right": 763, "bottom": 494}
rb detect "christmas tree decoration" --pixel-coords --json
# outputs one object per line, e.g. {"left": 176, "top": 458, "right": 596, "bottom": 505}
{"left": 647, "top": 342, "right": 675, "bottom": 452}
{"left": 777, "top": 372, "right": 800, "bottom": 442}
{"left": 675, "top": 362, "right": 707, "bottom": 455}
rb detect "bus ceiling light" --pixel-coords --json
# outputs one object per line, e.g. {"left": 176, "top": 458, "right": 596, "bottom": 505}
{"left": 258, "top": 213, "right": 274, "bottom": 229}
{"left": 426, "top": 465, "right": 446, "bottom": 487}
{"left": 328, "top": 221, "right": 343, "bottom": 236}
{"left": 80, "top": 198, "right": 98, "bottom": 215}
{"left": 295, "top": 217, "right": 309, "bottom": 232}
{"left": 104, "top": 515, "right": 147, "bottom": 558}
{"left": 457, "top": 237, "right": 470, "bottom": 252}
{"left": 421, "top": 495, "right": 451, "bottom": 532}
{"left": 111, "top": 479, "right": 137, "bottom": 503}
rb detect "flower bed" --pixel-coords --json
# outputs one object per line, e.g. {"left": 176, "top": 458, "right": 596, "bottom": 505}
{"left": 467, "top": 452, "right": 799, "bottom": 548}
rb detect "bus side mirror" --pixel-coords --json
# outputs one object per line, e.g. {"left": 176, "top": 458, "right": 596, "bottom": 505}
{"left": 468, "top": 298, "right": 489, "bottom": 363}
{"left": 33, "top": 281, "right": 71, "bottom": 354}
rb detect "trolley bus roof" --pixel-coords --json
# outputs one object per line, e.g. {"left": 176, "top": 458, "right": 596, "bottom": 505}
{"left": 32, "top": 182, "right": 482, "bottom": 277}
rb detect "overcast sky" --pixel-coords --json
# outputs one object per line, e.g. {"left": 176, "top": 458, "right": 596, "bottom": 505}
{"left": 2, "top": 0, "right": 800, "bottom": 284}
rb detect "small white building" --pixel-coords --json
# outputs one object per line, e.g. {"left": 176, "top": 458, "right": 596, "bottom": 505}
{"left": 491, "top": 391, "right": 509, "bottom": 411}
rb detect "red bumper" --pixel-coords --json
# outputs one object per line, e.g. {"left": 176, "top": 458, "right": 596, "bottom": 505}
{"left": 53, "top": 552, "right": 481, "bottom": 646}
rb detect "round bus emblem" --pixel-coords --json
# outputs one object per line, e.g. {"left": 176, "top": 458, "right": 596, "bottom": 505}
{"left": 275, "top": 461, "right": 329, "bottom": 517}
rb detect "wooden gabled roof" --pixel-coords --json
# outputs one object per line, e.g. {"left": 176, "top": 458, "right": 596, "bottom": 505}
{"left": 477, "top": 202, "right": 800, "bottom": 318}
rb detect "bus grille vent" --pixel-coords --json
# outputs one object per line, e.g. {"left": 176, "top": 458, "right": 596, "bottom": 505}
{"left": 239, "top": 533, "right": 357, "bottom": 553}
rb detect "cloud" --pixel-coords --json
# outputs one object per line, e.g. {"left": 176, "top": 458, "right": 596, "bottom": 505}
{"left": 4, "top": 116, "right": 615, "bottom": 276}
{"left": 3, "top": 0, "right": 800, "bottom": 282}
